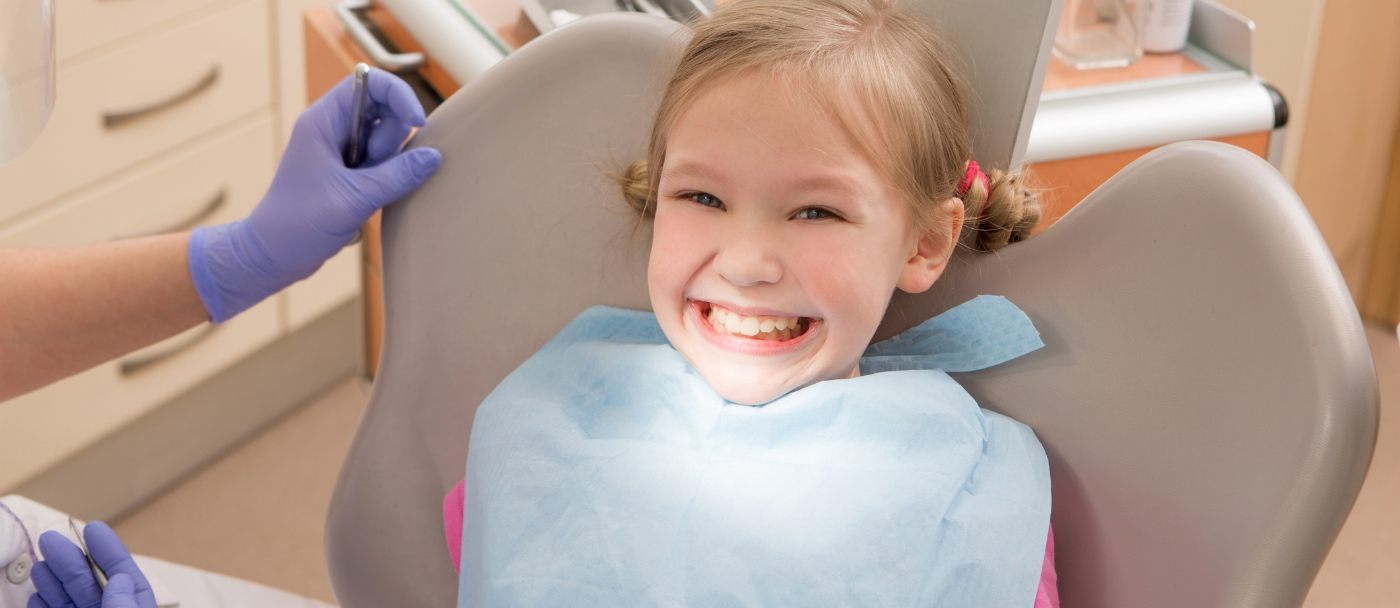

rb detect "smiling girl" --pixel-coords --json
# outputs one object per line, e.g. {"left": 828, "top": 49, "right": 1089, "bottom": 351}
{"left": 627, "top": 0, "right": 1040, "bottom": 406}
{"left": 447, "top": 0, "right": 1054, "bottom": 605}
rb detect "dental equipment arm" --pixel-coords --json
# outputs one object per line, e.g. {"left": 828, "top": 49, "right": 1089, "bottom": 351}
{"left": 0, "top": 69, "right": 441, "bottom": 402}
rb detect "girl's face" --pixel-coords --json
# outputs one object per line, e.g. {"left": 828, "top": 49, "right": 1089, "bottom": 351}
{"left": 649, "top": 70, "right": 961, "bottom": 405}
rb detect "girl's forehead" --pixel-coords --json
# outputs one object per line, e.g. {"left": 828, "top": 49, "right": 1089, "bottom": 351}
{"left": 689, "top": 67, "right": 849, "bottom": 117}
{"left": 667, "top": 70, "right": 899, "bottom": 185}
{"left": 673, "top": 72, "right": 856, "bottom": 148}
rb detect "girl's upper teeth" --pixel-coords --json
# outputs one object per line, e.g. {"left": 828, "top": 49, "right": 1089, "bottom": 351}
{"left": 708, "top": 304, "right": 803, "bottom": 337}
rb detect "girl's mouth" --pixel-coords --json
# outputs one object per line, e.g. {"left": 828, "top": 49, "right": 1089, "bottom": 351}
{"left": 688, "top": 300, "right": 821, "bottom": 354}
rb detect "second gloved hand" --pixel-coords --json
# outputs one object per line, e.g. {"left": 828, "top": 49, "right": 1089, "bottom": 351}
{"left": 28, "top": 522, "right": 155, "bottom": 608}
{"left": 188, "top": 68, "right": 443, "bottom": 322}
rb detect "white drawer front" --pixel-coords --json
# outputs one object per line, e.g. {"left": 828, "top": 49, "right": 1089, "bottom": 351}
{"left": 0, "top": 116, "right": 282, "bottom": 492}
{"left": 0, "top": 362, "right": 113, "bottom": 491}
{"left": 0, "top": 114, "right": 276, "bottom": 247}
{"left": 57, "top": 0, "right": 231, "bottom": 60}
{"left": 0, "top": 302, "right": 280, "bottom": 492}
{"left": 0, "top": 0, "right": 271, "bottom": 225}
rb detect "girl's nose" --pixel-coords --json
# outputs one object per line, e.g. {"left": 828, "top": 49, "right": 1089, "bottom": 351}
{"left": 713, "top": 229, "right": 783, "bottom": 287}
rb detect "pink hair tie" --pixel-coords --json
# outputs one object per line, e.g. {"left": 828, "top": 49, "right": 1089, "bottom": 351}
{"left": 957, "top": 160, "right": 990, "bottom": 198}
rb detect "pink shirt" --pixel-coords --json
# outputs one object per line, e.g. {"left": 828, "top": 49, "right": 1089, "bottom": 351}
{"left": 443, "top": 481, "right": 1059, "bottom": 606}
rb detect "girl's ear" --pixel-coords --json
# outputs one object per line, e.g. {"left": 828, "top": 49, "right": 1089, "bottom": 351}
{"left": 897, "top": 198, "right": 964, "bottom": 294}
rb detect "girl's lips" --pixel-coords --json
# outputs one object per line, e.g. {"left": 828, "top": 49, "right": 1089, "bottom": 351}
{"left": 688, "top": 299, "right": 822, "bottom": 356}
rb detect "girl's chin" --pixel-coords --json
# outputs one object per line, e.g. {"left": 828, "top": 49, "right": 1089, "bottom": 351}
{"left": 710, "top": 382, "right": 790, "bottom": 406}
{"left": 695, "top": 363, "right": 806, "bottom": 405}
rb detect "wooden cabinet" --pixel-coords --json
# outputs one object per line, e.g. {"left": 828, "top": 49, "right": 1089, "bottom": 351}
{"left": 54, "top": 0, "right": 233, "bottom": 60}
{"left": 0, "top": 0, "right": 272, "bottom": 225}
{"left": 0, "top": 0, "right": 352, "bottom": 494}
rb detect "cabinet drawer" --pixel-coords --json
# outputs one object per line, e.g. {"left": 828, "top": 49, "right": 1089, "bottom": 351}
{"left": 57, "top": 0, "right": 230, "bottom": 60}
{"left": 0, "top": 0, "right": 271, "bottom": 225}
{"left": 0, "top": 114, "right": 276, "bottom": 247}
{"left": 0, "top": 117, "right": 281, "bottom": 492}
{"left": 0, "top": 302, "right": 279, "bottom": 492}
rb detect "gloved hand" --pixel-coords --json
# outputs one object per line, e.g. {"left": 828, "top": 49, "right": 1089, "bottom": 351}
{"left": 27, "top": 521, "right": 155, "bottom": 608}
{"left": 188, "top": 68, "right": 443, "bottom": 322}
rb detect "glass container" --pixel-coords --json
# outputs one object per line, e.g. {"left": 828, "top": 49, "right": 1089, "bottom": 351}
{"left": 1054, "top": 0, "right": 1145, "bottom": 70}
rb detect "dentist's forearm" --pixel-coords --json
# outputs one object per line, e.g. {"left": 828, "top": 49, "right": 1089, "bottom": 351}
{"left": 0, "top": 232, "right": 207, "bottom": 402}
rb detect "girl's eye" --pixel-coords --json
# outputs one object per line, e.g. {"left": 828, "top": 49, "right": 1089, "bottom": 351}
{"left": 688, "top": 192, "right": 723, "bottom": 209}
{"left": 794, "top": 207, "right": 840, "bottom": 221}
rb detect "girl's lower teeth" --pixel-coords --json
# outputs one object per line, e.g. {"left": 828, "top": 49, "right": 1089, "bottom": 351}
{"left": 722, "top": 327, "right": 797, "bottom": 341}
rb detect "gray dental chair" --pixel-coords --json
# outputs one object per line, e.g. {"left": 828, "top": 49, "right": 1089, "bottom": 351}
{"left": 324, "top": 3, "right": 1379, "bottom": 607}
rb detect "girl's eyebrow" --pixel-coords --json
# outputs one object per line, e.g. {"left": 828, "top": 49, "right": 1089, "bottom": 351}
{"left": 664, "top": 159, "right": 862, "bottom": 202}
{"left": 667, "top": 160, "right": 857, "bottom": 192}
{"left": 660, "top": 160, "right": 718, "bottom": 181}
{"left": 788, "top": 174, "right": 860, "bottom": 197}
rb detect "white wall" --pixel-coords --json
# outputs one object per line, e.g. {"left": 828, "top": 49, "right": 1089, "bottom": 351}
{"left": 1212, "top": 0, "right": 1329, "bottom": 183}
{"left": 1217, "top": 0, "right": 1400, "bottom": 302}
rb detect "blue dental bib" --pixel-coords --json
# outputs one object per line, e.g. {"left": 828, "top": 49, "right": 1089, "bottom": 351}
{"left": 458, "top": 296, "right": 1051, "bottom": 607}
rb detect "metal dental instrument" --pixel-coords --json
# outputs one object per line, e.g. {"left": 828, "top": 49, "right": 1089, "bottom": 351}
{"left": 345, "top": 63, "right": 371, "bottom": 245}
{"left": 345, "top": 62, "right": 372, "bottom": 169}
{"left": 67, "top": 517, "right": 108, "bottom": 589}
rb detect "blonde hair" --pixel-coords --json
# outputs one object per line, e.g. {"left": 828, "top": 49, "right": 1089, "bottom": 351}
{"left": 615, "top": 0, "right": 1040, "bottom": 252}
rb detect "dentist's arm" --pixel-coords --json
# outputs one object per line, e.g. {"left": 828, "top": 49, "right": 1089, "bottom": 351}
{"left": 0, "top": 68, "right": 441, "bottom": 402}
{"left": 0, "top": 234, "right": 206, "bottom": 401}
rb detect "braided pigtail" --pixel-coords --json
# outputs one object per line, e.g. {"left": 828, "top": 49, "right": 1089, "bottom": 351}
{"left": 615, "top": 159, "right": 655, "bottom": 220}
{"left": 957, "top": 162, "right": 1042, "bottom": 253}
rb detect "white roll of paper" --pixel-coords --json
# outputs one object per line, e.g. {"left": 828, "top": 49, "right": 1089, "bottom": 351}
{"left": 377, "top": 0, "right": 509, "bottom": 85}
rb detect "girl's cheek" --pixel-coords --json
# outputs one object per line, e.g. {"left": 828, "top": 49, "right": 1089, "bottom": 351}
{"left": 654, "top": 208, "right": 716, "bottom": 260}
{"left": 792, "top": 231, "right": 852, "bottom": 274}
{"left": 649, "top": 213, "right": 700, "bottom": 290}
{"left": 790, "top": 232, "right": 877, "bottom": 313}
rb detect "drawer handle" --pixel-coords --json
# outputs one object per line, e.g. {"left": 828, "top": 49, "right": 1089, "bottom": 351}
{"left": 102, "top": 66, "right": 221, "bottom": 129}
{"left": 336, "top": 0, "right": 426, "bottom": 72}
{"left": 119, "top": 325, "right": 217, "bottom": 376}
{"left": 116, "top": 188, "right": 228, "bottom": 241}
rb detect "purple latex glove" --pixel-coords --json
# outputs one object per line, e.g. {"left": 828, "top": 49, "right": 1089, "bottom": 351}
{"left": 28, "top": 522, "right": 155, "bottom": 608}
{"left": 188, "top": 68, "right": 443, "bottom": 322}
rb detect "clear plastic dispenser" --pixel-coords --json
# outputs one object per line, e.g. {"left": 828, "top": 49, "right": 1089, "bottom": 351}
{"left": 1054, "top": 0, "right": 1145, "bottom": 69}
